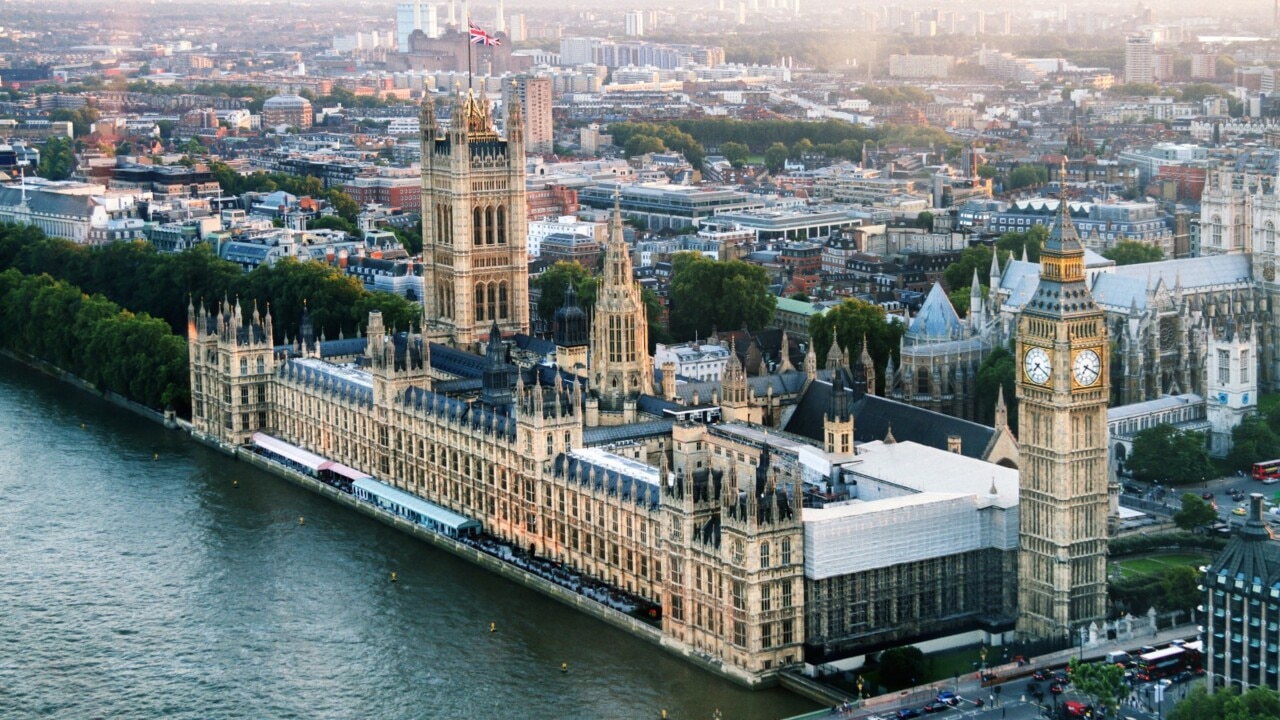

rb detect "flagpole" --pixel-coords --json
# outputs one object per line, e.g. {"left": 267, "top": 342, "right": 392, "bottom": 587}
{"left": 466, "top": 12, "right": 473, "bottom": 94}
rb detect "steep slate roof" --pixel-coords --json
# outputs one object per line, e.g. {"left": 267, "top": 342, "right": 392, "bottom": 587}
{"left": 430, "top": 343, "right": 487, "bottom": 378}
{"left": 1090, "top": 272, "right": 1152, "bottom": 312}
{"left": 583, "top": 419, "right": 676, "bottom": 446}
{"left": 908, "top": 282, "right": 964, "bottom": 340}
{"left": 671, "top": 369, "right": 810, "bottom": 405}
{"left": 1207, "top": 495, "right": 1280, "bottom": 588}
{"left": 0, "top": 185, "right": 98, "bottom": 218}
{"left": 1110, "top": 254, "right": 1253, "bottom": 290}
{"left": 784, "top": 376, "right": 996, "bottom": 460}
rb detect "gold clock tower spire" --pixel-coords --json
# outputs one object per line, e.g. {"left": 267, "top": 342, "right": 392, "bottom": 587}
{"left": 1014, "top": 176, "right": 1110, "bottom": 642}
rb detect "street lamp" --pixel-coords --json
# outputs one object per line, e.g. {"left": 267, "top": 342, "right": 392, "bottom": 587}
{"left": 857, "top": 675, "right": 864, "bottom": 700}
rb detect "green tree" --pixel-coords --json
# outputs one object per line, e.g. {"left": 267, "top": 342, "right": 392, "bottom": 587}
{"left": 1230, "top": 414, "right": 1280, "bottom": 473}
{"left": 996, "top": 225, "right": 1047, "bottom": 263}
{"left": 642, "top": 286, "right": 670, "bottom": 351}
{"left": 1128, "top": 425, "right": 1215, "bottom": 484}
{"left": 943, "top": 245, "right": 995, "bottom": 293}
{"left": 180, "top": 137, "right": 207, "bottom": 156}
{"left": 49, "top": 106, "right": 100, "bottom": 137}
{"left": 1168, "top": 685, "right": 1280, "bottom": 720}
{"left": 720, "top": 141, "right": 750, "bottom": 168}
{"left": 975, "top": 346, "right": 1017, "bottom": 428}
{"left": 534, "top": 261, "right": 599, "bottom": 325}
{"left": 807, "top": 297, "right": 905, "bottom": 395}
{"left": 1006, "top": 165, "right": 1048, "bottom": 190}
{"left": 1103, "top": 240, "right": 1164, "bottom": 266}
{"left": 790, "top": 292, "right": 810, "bottom": 302}
{"left": 1067, "top": 658, "right": 1128, "bottom": 717}
{"left": 668, "top": 253, "right": 775, "bottom": 340}
{"left": 763, "top": 142, "right": 789, "bottom": 173}
{"left": 1158, "top": 565, "right": 1201, "bottom": 612}
{"left": 623, "top": 134, "right": 666, "bottom": 158}
{"left": 325, "top": 189, "right": 361, "bottom": 224}
{"left": 976, "top": 164, "right": 997, "bottom": 179}
{"left": 307, "top": 214, "right": 358, "bottom": 235}
{"left": 878, "top": 646, "right": 927, "bottom": 691}
{"left": 948, "top": 287, "right": 971, "bottom": 318}
{"left": 37, "top": 136, "right": 76, "bottom": 181}
{"left": 390, "top": 223, "right": 423, "bottom": 256}
{"left": 1173, "top": 493, "right": 1219, "bottom": 531}
{"left": 914, "top": 211, "right": 935, "bottom": 230}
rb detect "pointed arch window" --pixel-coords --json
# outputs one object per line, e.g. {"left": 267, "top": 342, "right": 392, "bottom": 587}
{"left": 475, "top": 284, "right": 486, "bottom": 321}
{"left": 473, "top": 207, "right": 482, "bottom": 247}
{"left": 496, "top": 205, "right": 506, "bottom": 244}
{"left": 498, "top": 282, "right": 509, "bottom": 320}
{"left": 485, "top": 205, "right": 495, "bottom": 245}
{"left": 1267, "top": 221, "right": 1275, "bottom": 254}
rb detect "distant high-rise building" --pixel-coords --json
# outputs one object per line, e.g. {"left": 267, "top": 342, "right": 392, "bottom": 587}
{"left": 397, "top": 1, "right": 438, "bottom": 50}
{"left": 1191, "top": 53, "right": 1217, "bottom": 80}
{"left": 397, "top": 1, "right": 418, "bottom": 50}
{"left": 495, "top": 0, "right": 506, "bottom": 32}
{"left": 508, "top": 13, "right": 527, "bottom": 42}
{"left": 1125, "top": 35, "right": 1154, "bottom": 84}
{"left": 505, "top": 76, "right": 553, "bottom": 155}
{"left": 262, "top": 94, "right": 313, "bottom": 129}
{"left": 737, "top": 1, "right": 746, "bottom": 24}
{"left": 624, "top": 11, "right": 645, "bottom": 37}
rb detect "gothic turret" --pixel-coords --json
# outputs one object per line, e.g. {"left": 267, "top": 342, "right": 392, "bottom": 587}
{"left": 588, "top": 192, "right": 652, "bottom": 422}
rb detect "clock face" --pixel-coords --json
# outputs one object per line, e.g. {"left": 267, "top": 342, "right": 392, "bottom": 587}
{"left": 1073, "top": 349, "right": 1102, "bottom": 387}
{"left": 1024, "top": 347, "right": 1051, "bottom": 385}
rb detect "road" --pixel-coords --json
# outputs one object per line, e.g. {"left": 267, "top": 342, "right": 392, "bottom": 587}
{"left": 853, "top": 676, "right": 1203, "bottom": 720}
{"left": 833, "top": 624, "right": 1204, "bottom": 720}
{"left": 1120, "top": 472, "right": 1280, "bottom": 526}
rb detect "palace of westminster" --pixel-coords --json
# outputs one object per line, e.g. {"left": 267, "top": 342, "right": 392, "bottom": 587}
{"left": 187, "top": 91, "right": 1271, "bottom": 685}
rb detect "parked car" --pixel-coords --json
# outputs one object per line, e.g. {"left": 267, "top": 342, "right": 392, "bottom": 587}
{"left": 922, "top": 701, "right": 949, "bottom": 713}
{"left": 1124, "top": 483, "right": 1142, "bottom": 494}
{"left": 936, "top": 691, "right": 958, "bottom": 705}
{"left": 1233, "top": 506, "right": 1247, "bottom": 516}
{"left": 896, "top": 709, "right": 921, "bottom": 719}
{"left": 1049, "top": 683, "right": 1065, "bottom": 694}
{"left": 1032, "top": 668, "right": 1050, "bottom": 680}
{"left": 1202, "top": 492, "right": 1215, "bottom": 500}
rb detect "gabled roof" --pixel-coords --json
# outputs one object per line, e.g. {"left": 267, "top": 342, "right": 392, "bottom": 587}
{"left": 1110, "top": 254, "right": 1252, "bottom": 291}
{"left": 1090, "top": 272, "right": 1150, "bottom": 312}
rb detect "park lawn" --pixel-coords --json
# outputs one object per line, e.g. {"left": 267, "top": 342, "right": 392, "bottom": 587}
{"left": 1111, "top": 553, "right": 1209, "bottom": 580}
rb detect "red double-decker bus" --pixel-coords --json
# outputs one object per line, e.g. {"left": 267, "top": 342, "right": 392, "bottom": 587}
{"left": 1252, "top": 459, "right": 1280, "bottom": 480}
{"left": 1136, "top": 643, "right": 1202, "bottom": 681}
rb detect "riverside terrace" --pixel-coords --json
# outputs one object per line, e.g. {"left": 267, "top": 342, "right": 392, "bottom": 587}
{"left": 248, "top": 429, "right": 660, "bottom": 622}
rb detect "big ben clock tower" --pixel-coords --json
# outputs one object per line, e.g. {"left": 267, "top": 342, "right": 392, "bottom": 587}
{"left": 1015, "top": 188, "right": 1110, "bottom": 642}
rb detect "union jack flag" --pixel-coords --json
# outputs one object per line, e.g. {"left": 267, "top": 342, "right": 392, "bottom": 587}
{"left": 469, "top": 21, "right": 501, "bottom": 46}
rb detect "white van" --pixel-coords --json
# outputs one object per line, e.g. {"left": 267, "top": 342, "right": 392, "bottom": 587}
{"left": 1105, "top": 651, "right": 1132, "bottom": 666}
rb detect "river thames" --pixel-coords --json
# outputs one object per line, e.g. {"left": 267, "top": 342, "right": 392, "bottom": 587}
{"left": 0, "top": 358, "right": 816, "bottom": 720}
